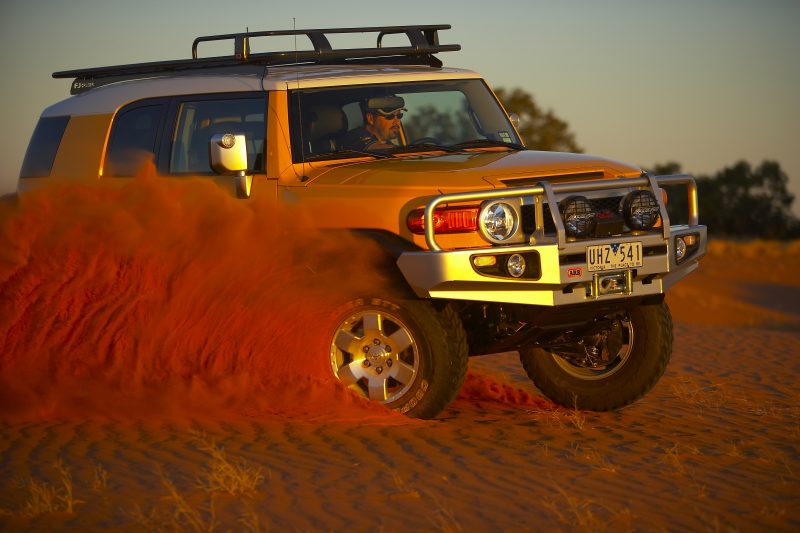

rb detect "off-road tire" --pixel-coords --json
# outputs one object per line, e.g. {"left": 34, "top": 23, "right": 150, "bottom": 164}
{"left": 328, "top": 297, "right": 468, "bottom": 419}
{"left": 519, "top": 301, "right": 673, "bottom": 411}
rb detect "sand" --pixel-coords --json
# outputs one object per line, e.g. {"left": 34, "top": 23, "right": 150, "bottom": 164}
{"left": 1, "top": 181, "right": 799, "bottom": 531}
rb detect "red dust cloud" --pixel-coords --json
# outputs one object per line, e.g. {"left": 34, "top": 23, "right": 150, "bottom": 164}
{"left": 457, "top": 372, "right": 553, "bottom": 410}
{"left": 0, "top": 174, "right": 541, "bottom": 422}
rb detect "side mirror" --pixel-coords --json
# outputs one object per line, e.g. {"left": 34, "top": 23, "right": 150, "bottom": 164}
{"left": 209, "top": 133, "right": 252, "bottom": 199}
{"left": 508, "top": 112, "right": 521, "bottom": 130}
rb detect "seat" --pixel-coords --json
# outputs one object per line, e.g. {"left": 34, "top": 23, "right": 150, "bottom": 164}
{"left": 306, "top": 105, "right": 347, "bottom": 154}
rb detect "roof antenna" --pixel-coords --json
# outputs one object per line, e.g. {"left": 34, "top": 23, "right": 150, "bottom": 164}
{"left": 295, "top": 17, "right": 308, "bottom": 183}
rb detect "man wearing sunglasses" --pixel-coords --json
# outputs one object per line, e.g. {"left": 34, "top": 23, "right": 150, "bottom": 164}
{"left": 341, "top": 95, "right": 407, "bottom": 151}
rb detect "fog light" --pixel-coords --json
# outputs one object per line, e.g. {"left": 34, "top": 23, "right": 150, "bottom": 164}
{"left": 507, "top": 254, "right": 526, "bottom": 278}
{"left": 473, "top": 255, "right": 497, "bottom": 267}
{"left": 560, "top": 196, "right": 596, "bottom": 238}
{"left": 675, "top": 236, "right": 687, "bottom": 262}
{"left": 621, "top": 190, "right": 660, "bottom": 230}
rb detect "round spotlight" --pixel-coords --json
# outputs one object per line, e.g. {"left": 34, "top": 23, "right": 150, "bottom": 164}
{"left": 479, "top": 202, "right": 518, "bottom": 242}
{"left": 560, "top": 196, "right": 596, "bottom": 238}
{"left": 675, "top": 236, "right": 687, "bottom": 262}
{"left": 507, "top": 254, "right": 526, "bottom": 278}
{"left": 621, "top": 190, "right": 660, "bottom": 230}
{"left": 219, "top": 133, "right": 236, "bottom": 149}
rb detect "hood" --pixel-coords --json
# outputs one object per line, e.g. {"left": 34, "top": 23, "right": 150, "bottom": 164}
{"left": 302, "top": 150, "right": 643, "bottom": 192}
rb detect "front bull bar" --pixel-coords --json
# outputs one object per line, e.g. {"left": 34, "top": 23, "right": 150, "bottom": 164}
{"left": 422, "top": 173, "right": 700, "bottom": 251}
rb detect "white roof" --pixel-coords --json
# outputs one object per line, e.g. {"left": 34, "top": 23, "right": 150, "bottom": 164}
{"left": 43, "top": 65, "right": 481, "bottom": 117}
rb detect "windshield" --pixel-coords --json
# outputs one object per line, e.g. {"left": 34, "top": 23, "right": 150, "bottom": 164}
{"left": 288, "top": 79, "right": 522, "bottom": 162}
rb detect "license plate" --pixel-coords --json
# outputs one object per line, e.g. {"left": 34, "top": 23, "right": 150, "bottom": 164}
{"left": 586, "top": 242, "right": 643, "bottom": 272}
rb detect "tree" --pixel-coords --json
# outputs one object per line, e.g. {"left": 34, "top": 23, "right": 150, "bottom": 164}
{"left": 648, "top": 160, "right": 800, "bottom": 239}
{"left": 404, "top": 104, "right": 478, "bottom": 145}
{"left": 494, "top": 87, "right": 582, "bottom": 153}
{"left": 649, "top": 161, "right": 690, "bottom": 226}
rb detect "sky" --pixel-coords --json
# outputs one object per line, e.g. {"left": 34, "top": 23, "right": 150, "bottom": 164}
{"left": 2, "top": 0, "right": 799, "bottom": 214}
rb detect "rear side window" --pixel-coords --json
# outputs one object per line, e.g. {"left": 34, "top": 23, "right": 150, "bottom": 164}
{"left": 105, "top": 104, "right": 165, "bottom": 177}
{"left": 170, "top": 97, "right": 265, "bottom": 174}
{"left": 19, "top": 116, "right": 70, "bottom": 178}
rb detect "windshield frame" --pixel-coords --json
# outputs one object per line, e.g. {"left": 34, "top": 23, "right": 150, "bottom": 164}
{"left": 288, "top": 78, "right": 522, "bottom": 164}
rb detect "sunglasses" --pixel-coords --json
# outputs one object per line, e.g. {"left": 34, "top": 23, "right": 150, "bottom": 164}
{"left": 375, "top": 111, "right": 404, "bottom": 120}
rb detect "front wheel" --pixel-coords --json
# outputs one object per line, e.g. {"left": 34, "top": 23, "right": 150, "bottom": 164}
{"left": 519, "top": 301, "right": 673, "bottom": 411}
{"left": 328, "top": 297, "right": 468, "bottom": 419}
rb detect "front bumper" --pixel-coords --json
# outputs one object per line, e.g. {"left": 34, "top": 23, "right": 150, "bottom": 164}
{"left": 396, "top": 173, "right": 707, "bottom": 307}
{"left": 397, "top": 226, "right": 706, "bottom": 306}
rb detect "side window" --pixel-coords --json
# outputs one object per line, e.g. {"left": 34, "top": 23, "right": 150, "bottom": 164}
{"left": 105, "top": 104, "right": 165, "bottom": 177}
{"left": 169, "top": 98, "right": 265, "bottom": 174}
{"left": 19, "top": 116, "right": 70, "bottom": 178}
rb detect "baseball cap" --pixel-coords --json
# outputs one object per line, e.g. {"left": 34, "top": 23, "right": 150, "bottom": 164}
{"left": 365, "top": 95, "right": 407, "bottom": 115}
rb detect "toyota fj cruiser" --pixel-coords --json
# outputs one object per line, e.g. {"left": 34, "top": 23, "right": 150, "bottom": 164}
{"left": 19, "top": 25, "right": 706, "bottom": 418}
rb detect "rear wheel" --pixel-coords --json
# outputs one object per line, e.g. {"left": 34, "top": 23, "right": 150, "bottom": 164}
{"left": 519, "top": 301, "right": 673, "bottom": 411}
{"left": 328, "top": 297, "right": 468, "bottom": 419}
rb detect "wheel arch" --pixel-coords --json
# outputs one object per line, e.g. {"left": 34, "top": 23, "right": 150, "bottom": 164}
{"left": 347, "top": 228, "right": 423, "bottom": 300}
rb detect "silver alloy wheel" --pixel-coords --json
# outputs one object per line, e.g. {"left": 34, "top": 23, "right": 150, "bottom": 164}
{"left": 330, "top": 309, "right": 420, "bottom": 403}
{"left": 551, "top": 318, "right": 634, "bottom": 381}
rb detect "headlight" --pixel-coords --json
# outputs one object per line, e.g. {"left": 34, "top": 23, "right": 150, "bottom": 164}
{"left": 560, "top": 195, "right": 596, "bottom": 238}
{"left": 621, "top": 190, "right": 660, "bottom": 231}
{"left": 479, "top": 201, "right": 518, "bottom": 242}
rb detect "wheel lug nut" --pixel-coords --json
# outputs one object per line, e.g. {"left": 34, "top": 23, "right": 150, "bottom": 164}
{"left": 362, "top": 346, "right": 370, "bottom": 353}
{"left": 363, "top": 360, "right": 371, "bottom": 367}
{"left": 376, "top": 367, "right": 383, "bottom": 374}
{"left": 386, "top": 359, "right": 393, "bottom": 367}
{"left": 373, "top": 338, "right": 381, "bottom": 345}
{"left": 385, "top": 345, "right": 392, "bottom": 352}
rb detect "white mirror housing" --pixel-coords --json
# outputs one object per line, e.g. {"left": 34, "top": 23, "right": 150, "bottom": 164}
{"left": 209, "top": 133, "right": 248, "bottom": 174}
{"left": 209, "top": 133, "right": 252, "bottom": 198}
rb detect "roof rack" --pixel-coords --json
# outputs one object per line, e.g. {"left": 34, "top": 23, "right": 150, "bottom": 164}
{"left": 53, "top": 25, "right": 460, "bottom": 94}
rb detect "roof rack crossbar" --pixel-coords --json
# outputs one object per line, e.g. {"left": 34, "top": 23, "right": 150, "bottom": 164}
{"left": 307, "top": 31, "right": 332, "bottom": 53}
{"left": 377, "top": 28, "right": 427, "bottom": 49}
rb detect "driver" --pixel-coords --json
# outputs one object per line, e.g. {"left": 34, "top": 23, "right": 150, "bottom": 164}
{"left": 341, "top": 95, "right": 406, "bottom": 151}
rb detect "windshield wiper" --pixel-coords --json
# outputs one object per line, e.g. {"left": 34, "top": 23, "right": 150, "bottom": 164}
{"left": 305, "top": 149, "right": 394, "bottom": 161}
{"left": 389, "top": 142, "right": 464, "bottom": 154}
{"left": 451, "top": 139, "right": 526, "bottom": 151}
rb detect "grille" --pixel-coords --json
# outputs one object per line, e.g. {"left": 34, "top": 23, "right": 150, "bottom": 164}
{"left": 521, "top": 196, "right": 623, "bottom": 235}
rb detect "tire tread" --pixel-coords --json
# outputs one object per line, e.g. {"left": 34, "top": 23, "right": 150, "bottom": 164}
{"left": 519, "top": 302, "right": 673, "bottom": 411}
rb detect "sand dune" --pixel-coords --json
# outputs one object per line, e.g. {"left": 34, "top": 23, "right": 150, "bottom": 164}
{"left": 1, "top": 182, "right": 798, "bottom": 531}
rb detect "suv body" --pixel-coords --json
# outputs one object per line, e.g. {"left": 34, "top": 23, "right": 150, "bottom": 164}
{"left": 19, "top": 25, "right": 706, "bottom": 418}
